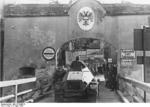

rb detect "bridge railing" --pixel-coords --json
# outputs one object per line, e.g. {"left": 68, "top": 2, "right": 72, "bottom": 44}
{"left": 0, "top": 77, "right": 36, "bottom": 103}
{"left": 118, "top": 75, "right": 150, "bottom": 102}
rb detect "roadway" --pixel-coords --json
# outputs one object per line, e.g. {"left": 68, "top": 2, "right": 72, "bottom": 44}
{"left": 36, "top": 75, "right": 122, "bottom": 103}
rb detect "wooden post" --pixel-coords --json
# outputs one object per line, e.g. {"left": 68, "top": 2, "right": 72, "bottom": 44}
{"left": 15, "top": 85, "right": 18, "bottom": 104}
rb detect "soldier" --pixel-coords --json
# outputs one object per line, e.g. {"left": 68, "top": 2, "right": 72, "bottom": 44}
{"left": 104, "top": 64, "right": 111, "bottom": 88}
{"left": 70, "top": 56, "right": 85, "bottom": 71}
{"left": 109, "top": 64, "right": 117, "bottom": 91}
{"left": 103, "top": 64, "right": 106, "bottom": 77}
{"left": 112, "top": 64, "right": 118, "bottom": 90}
{"left": 98, "top": 64, "right": 103, "bottom": 74}
{"left": 103, "top": 64, "right": 108, "bottom": 87}
{"left": 107, "top": 64, "right": 112, "bottom": 89}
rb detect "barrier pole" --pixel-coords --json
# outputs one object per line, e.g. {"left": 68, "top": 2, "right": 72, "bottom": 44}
{"left": 0, "top": 0, "right": 4, "bottom": 98}
{"left": 142, "top": 26, "right": 146, "bottom": 102}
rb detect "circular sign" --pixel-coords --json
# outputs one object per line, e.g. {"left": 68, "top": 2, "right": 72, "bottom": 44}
{"left": 42, "top": 47, "right": 55, "bottom": 61}
{"left": 77, "top": 7, "right": 95, "bottom": 31}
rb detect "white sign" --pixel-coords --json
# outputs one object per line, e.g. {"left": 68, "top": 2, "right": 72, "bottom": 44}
{"left": 42, "top": 47, "right": 55, "bottom": 61}
{"left": 77, "top": 7, "right": 95, "bottom": 31}
{"left": 121, "top": 49, "right": 135, "bottom": 59}
{"left": 121, "top": 59, "right": 133, "bottom": 66}
{"left": 73, "top": 51, "right": 86, "bottom": 56}
{"left": 108, "top": 58, "right": 112, "bottom": 63}
{"left": 87, "top": 49, "right": 103, "bottom": 58}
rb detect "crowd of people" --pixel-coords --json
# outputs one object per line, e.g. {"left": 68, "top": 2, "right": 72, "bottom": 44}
{"left": 88, "top": 62, "right": 118, "bottom": 91}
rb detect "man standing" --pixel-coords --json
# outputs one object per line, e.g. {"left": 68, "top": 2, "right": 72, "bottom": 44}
{"left": 98, "top": 64, "right": 103, "bottom": 74}
{"left": 109, "top": 64, "right": 117, "bottom": 91}
{"left": 112, "top": 64, "right": 118, "bottom": 90}
{"left": 106, "top": 64, "right": 112, "bottom": 89}
{"left": 70, "top": 56, "right": 85, "bottom": 71}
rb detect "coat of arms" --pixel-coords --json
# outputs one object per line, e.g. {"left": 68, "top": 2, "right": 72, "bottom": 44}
{"left": 77, "top": 7, "right": 95, "bottom": 31}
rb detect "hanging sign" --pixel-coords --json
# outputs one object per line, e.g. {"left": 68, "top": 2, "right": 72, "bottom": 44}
{"left": 42, "top": 47, "right": 55, "bottom": 61}
{"left": 77, "top": 7, "right": 95, "bottom": 31}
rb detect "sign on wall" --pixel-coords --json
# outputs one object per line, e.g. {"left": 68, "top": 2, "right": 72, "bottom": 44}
{"left": 42, "top": 47, "right": 55, "bottom": 61}
{"left": 77, "top": 7, "right": 95, "bottom": 31}
{"left": 108, "top": 58, "right": 112, "bottom": 63}
{"left": 121, "top": 49, "right": 135, "bottom": 59}
{"left": 120, "top": 49, "right": 135, "bottom": 66}
{"left": 87, "top": 49, "right": 103, "bottom": 58}
{"left": 120, "top": 59, "right": 133, "bottom": 66}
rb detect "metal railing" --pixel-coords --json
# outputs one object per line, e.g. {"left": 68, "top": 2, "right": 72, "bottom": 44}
{"left": 118, "top": 75, "right": 150, "bottom": 102}
{"left": 0, "top": 77, "right": 36, "bottom": 103}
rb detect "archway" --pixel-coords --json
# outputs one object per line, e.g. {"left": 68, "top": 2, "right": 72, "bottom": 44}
{"left": 56, "top": 37, "right": 118, "bottom": 71}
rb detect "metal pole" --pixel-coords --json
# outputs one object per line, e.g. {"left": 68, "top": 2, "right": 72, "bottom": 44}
{"left": 143, "top": 50, "right": 146, "bottom": 102}
{"left": 0, "top": 1, "right": 1, "bottom": 98}
{"left": 142, "top": 26, "right": 146, "bottom": 102}
{"left": 0, "top": 0, "right": 4, "bottom": 98}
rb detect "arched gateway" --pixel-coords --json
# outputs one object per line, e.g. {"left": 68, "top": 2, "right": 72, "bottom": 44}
{"left": 56, "top": 37, "right": 117, "bottom": 68}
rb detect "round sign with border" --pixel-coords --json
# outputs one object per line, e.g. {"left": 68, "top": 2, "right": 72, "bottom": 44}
{"left": 77, "top": 7, "right": 95, "bottom": 31}
{"left": 42, "top": 47, "right": 55, "bottom": 61}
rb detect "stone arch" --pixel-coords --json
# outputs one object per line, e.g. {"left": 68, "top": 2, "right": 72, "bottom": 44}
{"left": 56, "top": 37, "right": 117, "bottom": 67}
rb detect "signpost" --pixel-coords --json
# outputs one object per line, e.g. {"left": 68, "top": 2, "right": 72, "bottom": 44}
{"left": 42, "top": 47, "right": 56, "bottom": 61}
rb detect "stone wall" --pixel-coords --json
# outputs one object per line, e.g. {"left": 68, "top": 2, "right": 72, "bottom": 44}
{"left": 4, "top": 17, "right": 69, "bottom": 80}
{"left": 4, "top": 4, "right": 150, "bottom": 82}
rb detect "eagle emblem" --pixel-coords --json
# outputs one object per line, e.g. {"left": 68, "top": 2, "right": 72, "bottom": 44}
{"left": 77, "top": 7, "right": 95, "bottom": 31}
{"left": 79, "top": 11, "right": 94, "bottom": 26}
